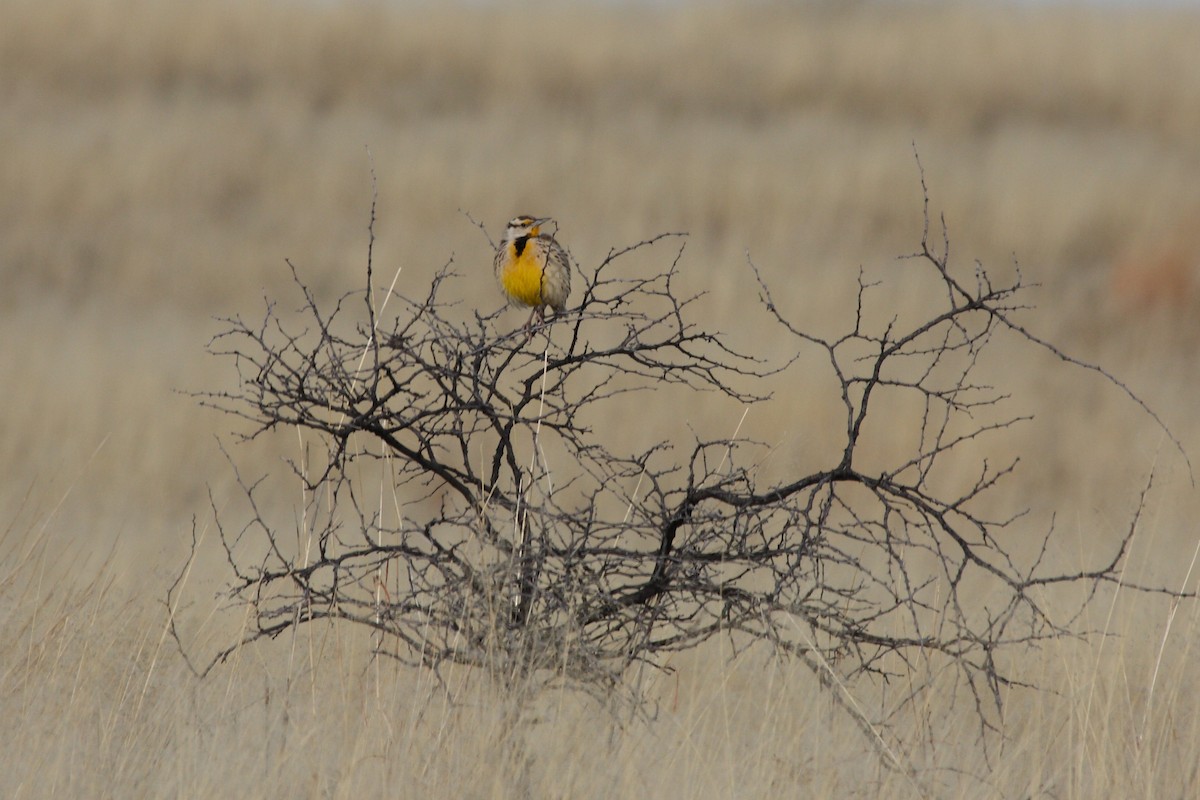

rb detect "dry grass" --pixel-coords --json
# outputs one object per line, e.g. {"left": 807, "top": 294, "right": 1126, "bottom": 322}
{"left": 4, "top": 0, "right": 1200, "bottom": 795}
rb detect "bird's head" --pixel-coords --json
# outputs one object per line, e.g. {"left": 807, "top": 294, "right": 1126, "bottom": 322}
{"left": 505, "top": 215, "right": 552, "bottom": 240}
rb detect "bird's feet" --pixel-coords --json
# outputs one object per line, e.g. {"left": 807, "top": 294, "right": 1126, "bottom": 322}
{"left": 523, "top": 307, "right": 548, "bottom": 343}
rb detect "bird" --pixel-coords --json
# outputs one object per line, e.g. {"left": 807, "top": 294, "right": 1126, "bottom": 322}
{"left": 493, "top": 215, "right": 571, "bottom": 337}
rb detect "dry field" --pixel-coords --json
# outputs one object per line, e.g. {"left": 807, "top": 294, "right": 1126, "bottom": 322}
{"left": 4, "top": 0, "right": 1200, "bottom": 796}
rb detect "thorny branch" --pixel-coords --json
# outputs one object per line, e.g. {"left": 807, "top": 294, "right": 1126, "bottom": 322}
{"left": 175, "top": 172, "right": 1190, "bottom": 772}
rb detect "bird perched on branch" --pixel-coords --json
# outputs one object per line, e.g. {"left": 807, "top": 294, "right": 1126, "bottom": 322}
{"left": 494, "top": 214, "right": 571, "bottom": 337}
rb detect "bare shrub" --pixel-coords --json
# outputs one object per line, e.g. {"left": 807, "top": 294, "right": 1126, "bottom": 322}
{"left": 175, "top": 167, "right": 1188, "bottom": 776}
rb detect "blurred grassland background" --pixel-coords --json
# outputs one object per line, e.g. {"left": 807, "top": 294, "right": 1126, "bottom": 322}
{"left": 4, "top": 0, "right": 1200, "bottom": 795}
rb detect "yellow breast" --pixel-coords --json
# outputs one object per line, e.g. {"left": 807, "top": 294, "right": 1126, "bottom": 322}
{"left": 499, "top": 243, "right": 548, "bottom": 307}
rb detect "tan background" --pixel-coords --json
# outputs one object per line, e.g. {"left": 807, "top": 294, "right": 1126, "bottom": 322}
{"left": 3, "top": 1, "right": 1199, "bottom": 795}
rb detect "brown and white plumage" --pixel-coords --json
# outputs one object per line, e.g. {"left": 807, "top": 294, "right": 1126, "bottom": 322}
{"left": 493, "top": 215, "right": 571, "bottom": 335}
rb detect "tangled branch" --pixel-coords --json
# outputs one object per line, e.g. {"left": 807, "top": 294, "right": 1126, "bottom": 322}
{"left": 176, "top": 172, "right": 1188, "bottom": 767}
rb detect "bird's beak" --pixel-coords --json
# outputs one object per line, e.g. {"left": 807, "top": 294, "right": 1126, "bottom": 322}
{"left": 533, "top": 217, "right": 553, "bottom": 227}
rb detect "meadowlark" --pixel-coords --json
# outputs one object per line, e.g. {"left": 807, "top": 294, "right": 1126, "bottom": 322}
{"left": 494, "top": 215, "right": 571, "bottom": 336}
